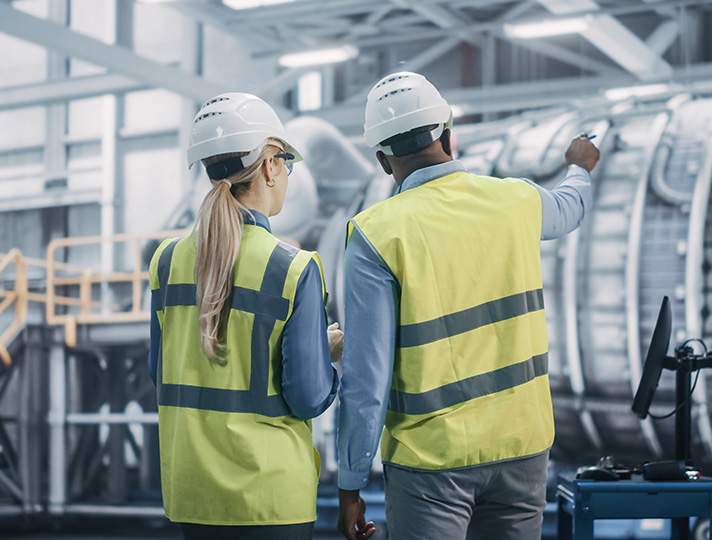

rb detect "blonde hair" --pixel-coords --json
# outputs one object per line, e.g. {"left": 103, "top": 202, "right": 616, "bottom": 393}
{"left": 194, "top": 142, "right": 283, "bottom": 362}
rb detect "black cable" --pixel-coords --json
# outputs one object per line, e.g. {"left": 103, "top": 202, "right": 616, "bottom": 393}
{"left": 649, "top": 368, "right": 701, "bottom": 420}
{"left": 648, "top": 338, "right": 706, "bottom": 420}
{"left": 681, "top": 338, "right": 708, "bottom": 356}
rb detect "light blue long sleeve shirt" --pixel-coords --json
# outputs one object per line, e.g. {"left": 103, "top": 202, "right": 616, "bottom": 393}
{"left": 337, "top": 160, "right": 592, "bottom": 490}
{"left": 148, "top": 210, "right": 339, "bottom": 420}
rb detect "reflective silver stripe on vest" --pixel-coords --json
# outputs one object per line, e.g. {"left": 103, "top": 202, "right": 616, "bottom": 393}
{"left": 250, "top": 243, "right": 299, "bottom": 395}
{"left": 398, "top": 289, "right": 544, "bottom": 348}
{"left": 388, "top": 352, "right": 548, "bottom": 415}
{"left": 158, "top": 384, "right": 290, "bottom": 417}
{"left": 154, "top": 238, "right": 181, "bottom": 387}
{"left": 157, "top": 241, "right": 299, "bottom": 416}
{"left": 160, "top": 283, "right": 289, "bottom": 320}
{"left": 156, "top": 238, "right": 181, "bottom": 311}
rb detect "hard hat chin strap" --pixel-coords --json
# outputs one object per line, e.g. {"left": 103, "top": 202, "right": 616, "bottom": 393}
{"left": 206, "top": 156, "right": 246, "bottom": 180}
{"left": 379, "top": 124, "right": 445, "bottom": 157}
{"left": 204, "top": 142, "right": 266, "bottom": 180}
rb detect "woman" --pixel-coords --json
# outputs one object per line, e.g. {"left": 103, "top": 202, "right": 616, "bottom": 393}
{"left": 148, "top": 93, "right": 341, "bottom": 540}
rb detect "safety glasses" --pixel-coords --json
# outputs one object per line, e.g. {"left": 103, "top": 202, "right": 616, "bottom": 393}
{"left": 274, "top": 152, "right": 295, "bottom": 176}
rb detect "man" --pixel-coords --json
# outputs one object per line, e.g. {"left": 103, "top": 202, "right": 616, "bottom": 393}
{"left": 336, "top": 72, "right": 600, "bottom": 540}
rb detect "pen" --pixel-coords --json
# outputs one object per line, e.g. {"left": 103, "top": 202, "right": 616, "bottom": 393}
{"left": 588, "top": 135, "right": 597, "bottom": 140}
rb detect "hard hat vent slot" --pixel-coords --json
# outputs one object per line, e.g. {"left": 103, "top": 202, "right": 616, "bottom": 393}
{"left": 377, "top": 88, "right": 412, "bottom": 101}
{"left": 203, "top": 96, "right": 230, "bottom": 108}
{"left": 195, "top": 111, "right": 224, "bottom": 123}
{"left": 375, "top": 74, "right": 409, "bottom": 89}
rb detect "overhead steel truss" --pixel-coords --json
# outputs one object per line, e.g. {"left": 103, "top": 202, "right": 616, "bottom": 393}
{"left": 0, "top": 0, "right": 711, "bottom": 130}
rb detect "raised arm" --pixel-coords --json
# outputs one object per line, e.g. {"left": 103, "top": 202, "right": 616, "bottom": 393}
{"left": 523, "top": 134, "right": 600, "bottom": 240}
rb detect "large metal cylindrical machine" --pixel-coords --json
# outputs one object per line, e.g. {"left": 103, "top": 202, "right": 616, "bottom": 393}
{"left": 1, "top": 95, "right": 711, "bottom": 521}
{"left": 259, "top": 97, "right": 712, "bottom": 476}
{"left": 413, "top": 96, "right": 712, "bottom": 472}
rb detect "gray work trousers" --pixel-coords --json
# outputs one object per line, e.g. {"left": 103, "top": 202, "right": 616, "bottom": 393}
{"left": 384, "top": 450, "right": 549, "bottom": 540}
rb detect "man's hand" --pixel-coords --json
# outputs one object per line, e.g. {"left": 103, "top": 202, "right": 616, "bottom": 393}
{"left": 338, "top": 489, "right": 376, "bottom": 540}
{"left": 328, "top": 322, "right": 344, "bottom": 363}
{"left": 565, "top": 133, "right": 600, "bottom": 172}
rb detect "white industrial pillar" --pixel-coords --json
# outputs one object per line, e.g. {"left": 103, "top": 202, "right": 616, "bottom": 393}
{"left": 45, "top": 0, "right": 68, "bottom": 187}
{"left": 100, "top": 0, "right": 119, "bottom": 311}
{"left": 47, "top": 344, "right": 66, "bottom": 515}
{"left": 179, "top": 12, "right": 202, "bottom": 199}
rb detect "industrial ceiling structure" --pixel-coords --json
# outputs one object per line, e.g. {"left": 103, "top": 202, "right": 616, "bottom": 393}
{"left": 0, "top": 0, "right": 711, "bottom": 133}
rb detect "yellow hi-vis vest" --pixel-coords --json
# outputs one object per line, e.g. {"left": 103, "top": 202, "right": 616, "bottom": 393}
{"left": 149, "top": 224, "right": 325, "bottom": 525}
{"left": 348, "top": 170, "right": 554, "bottom": 471}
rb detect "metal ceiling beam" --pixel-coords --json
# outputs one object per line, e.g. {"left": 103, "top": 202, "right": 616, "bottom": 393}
{"left": 506, "top": 37, "right": 621, "bottom": 75}
{"left": 258, "top": 66, "right": 311, "bottom": 101}
{"left": 493, "top": 0, "right": 620, "bottom": 76}
{"left": 164, "top": 0, "right": 308, "bottom": 50}
{"left": 223, "top": 0, "right": 400, "bottom": 23}
{"left": 344, "top": 37, "right": 463, "bottom": 105}
{"left": 238, "top": 0, "right": 708, "bottom": 57}
{"left": 645, "top": 19, "right": 681, "bottom": 57}
{"left": 0, "top": 3, "right": 226, "bottom": 104}
{"left": 640, "top": 0, "right": 678, "bottom": 18}
{"left": 389, "top": 0, "right": 482, "bottom": 49}
{"left": 535, "top": 0, "right": 674, "bottom": 81}
{"left": 215, "top": 0, "right": 708, "bottom": 30}
{"left": 314, "top": 61, "right": 712, "bottom": 132}
{"left": 0, "top": 74, "right": 146, "bottom": 111}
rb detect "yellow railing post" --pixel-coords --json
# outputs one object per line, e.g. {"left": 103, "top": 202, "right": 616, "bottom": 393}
{"left": 80, "top": 271, "right": 92, "bottom": 317}
{"left": 46, "top": 241, "right": 57, "bottom": 325}
{"left": 15, "top": 250, "right": 28, "bottom": 325}
{"left": 0, "top": 249, "right": 28, "bottom": 367}
{"left": 0, "top": 228, "right": 187, "bottom": 356}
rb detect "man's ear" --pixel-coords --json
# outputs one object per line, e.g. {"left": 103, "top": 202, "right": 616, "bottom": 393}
{"left": 440, "top": 129, "right": 452, "bottom": 157}
{"left": 376, "top": 150, "right": 393, "bottom": 176}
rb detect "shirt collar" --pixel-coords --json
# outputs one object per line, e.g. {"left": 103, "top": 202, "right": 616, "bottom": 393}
{"left": 244, "top": 209, "right": 271, "bottom": 232}
{"left": 395, "top": 160, "right": 467, "bottom": 194}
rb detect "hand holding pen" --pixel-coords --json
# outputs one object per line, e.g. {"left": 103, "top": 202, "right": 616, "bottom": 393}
{"left": 565, "top": 132, "right": 601, "bottom": 172}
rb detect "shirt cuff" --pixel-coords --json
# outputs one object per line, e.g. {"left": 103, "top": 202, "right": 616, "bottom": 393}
{"left": 338, "top": 467, "right": 371, "bottom": 490}
{"left": 566, "top": 163, "right": 589, "bottom": 176}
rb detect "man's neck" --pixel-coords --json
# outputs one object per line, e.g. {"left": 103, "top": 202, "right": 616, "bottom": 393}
{"left": 393, "top": 155, "right": 453, "bottom": 187}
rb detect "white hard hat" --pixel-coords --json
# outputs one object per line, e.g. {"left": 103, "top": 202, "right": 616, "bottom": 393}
{"left": 187, "top": 92, "right": 302, "bottom": 170}
{"left": 363, "top": 72, "right": 452, "bottom": 154}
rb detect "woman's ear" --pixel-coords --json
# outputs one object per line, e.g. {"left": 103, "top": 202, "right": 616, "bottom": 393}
{"left": 263, "top": 155, "right": 279, "bottom": 183}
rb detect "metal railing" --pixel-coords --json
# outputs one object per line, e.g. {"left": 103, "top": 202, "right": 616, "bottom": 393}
{"left": 0, "top": 229, "right": 188, "bottom": 366}
{"left": 0, "top": 249, "right": 27, "bottom": 367}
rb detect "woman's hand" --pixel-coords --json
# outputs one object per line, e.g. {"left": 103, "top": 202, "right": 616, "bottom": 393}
{"left": 328, "top": 322, "right": 344, "bottom": 363}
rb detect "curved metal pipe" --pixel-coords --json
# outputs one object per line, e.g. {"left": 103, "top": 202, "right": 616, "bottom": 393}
{"left": 493, "top": 120, "right": 534, "bottom": 178}
{"left": 532, "top": 112, "right": 581, "bottom": 177}
{"left": 563, "top": 230, "right": 603, "bottom": 450}
{"left": 626, "top": 111, "right": 671, "bottom": 458}
{"left": 561, "top": 118, "right": 612, "bottom": 451}
{"left": 685, "top": 128, "right": 712, "bottom": 458}
{"left": 284, "top": 115, "right": 374, "bottom": 184}
{"left": 649, "top": 132, "right": 695, "bottom": 205}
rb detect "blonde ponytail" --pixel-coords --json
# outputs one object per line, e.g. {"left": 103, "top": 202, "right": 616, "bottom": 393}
{"left": 194, "top": 143, "right": 282, "bottom": 362}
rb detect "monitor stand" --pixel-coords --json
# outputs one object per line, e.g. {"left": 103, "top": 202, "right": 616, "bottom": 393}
{"left": 662, "top": 344, "right": 712, "bottom": 540}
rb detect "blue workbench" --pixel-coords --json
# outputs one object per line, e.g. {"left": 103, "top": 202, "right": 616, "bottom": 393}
{"left": 556, "top": 473, "right": 712, "bottom": 540}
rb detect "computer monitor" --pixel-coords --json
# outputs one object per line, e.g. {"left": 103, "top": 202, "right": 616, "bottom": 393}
{"left": 632, "top": 296, "right": 672, "bottom": 419}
